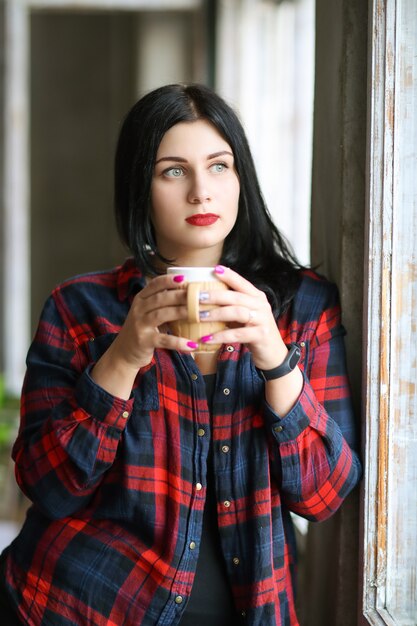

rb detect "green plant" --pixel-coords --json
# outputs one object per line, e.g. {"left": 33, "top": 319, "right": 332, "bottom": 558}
{"left": 0, "top": 373, "right": 4, "bottom": 409}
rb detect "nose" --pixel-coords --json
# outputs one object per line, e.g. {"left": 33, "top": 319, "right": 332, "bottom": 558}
{"left": 187, "top": 172, "right": 211, "bottom": 204}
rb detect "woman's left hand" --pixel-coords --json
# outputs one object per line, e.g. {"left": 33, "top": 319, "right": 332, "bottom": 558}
{"left": 203, "top": 265, "right": 304, "bottom": 415}
{"left": 200, "top": 265, "right": 289, "bottom": 370}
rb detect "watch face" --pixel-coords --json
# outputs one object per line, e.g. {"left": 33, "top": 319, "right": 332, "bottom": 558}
{"left": 289, "top": 345, "right": 301, "bottom": 369}
{"left": 256, "top": 343, "right": 302, "bottom": 381}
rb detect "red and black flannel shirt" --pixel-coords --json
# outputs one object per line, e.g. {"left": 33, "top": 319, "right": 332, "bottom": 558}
{"left": 3, "top": 258, "right": 361, "bottom": 625}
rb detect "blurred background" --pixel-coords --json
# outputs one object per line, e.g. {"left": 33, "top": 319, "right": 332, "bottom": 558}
{"left": 0, "top": 0, "right": 315, "bottom": 531}
{"left": 0, "top": 1, "right": 370, "bottom": 625}
{"left": 1, "top": 0, "right": 315, "bottom": 394}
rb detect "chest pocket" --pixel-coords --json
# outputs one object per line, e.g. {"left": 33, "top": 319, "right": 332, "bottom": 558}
{"left": 85, "top": 333, "right": 159, "bottom": 411}
{"left": 86, "top": 333, "right": 118, "bottom": 362}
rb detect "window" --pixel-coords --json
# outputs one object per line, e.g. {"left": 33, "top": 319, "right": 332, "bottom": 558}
{"left": 2, "top": 0, "right": 204, "bottom": 396}
{"left": 215, "top": 0, "right": 315, "bottom": 266}
{"left": 362, "top": 0, "right": 417, "bottom": 623}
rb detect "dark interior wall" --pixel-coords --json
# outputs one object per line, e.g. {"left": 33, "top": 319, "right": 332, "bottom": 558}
{"left": 30, "top": 11, "right": 135, "bottom": 332}
{"left": 300, "top": 1, "right": 368, "bottom": 625}
{"left": 311, "top": 0, "right": 367, "bottom": 410}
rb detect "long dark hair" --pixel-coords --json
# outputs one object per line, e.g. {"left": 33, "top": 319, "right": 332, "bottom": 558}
{"left": 114, "top": 83, "right": 305, "bottom": 317}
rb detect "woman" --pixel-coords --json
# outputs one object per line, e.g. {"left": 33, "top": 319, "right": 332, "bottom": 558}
{"left": 0, "top": 83, "right": 361, "bottom": 625}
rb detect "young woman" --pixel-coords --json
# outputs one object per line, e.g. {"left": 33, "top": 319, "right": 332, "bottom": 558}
{"left": 0, "top": 84, "right": 361, "bottom": 625}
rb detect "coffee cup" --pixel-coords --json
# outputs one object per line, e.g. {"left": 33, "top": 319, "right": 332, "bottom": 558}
{"left": 167, "top": 266, "right": 228, "bottom": 352}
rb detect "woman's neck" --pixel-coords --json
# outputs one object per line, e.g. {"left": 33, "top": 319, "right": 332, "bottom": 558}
{"left": 193, "top": 351, "right": 218, "bottom": 375}
{"left": 154, "top": 246, "right": 222, "bottom": 270}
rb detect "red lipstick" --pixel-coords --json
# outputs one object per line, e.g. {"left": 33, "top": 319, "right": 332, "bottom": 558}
{"left": 186, "top": 213, "right": 219, "bottom": 226}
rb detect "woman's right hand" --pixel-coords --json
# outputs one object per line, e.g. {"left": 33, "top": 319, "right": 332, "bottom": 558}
{"left": 91, "top": 273, "right": 193, "bottom": 399}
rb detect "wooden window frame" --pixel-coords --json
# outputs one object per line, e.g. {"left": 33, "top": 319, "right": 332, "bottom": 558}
{"left": 362, "top": 0, "right": 417, "bottom": 623}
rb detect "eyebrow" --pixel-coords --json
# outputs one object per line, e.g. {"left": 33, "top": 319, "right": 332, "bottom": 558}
{"left": 155, "top": 150, "right": 234, "bottom": 165}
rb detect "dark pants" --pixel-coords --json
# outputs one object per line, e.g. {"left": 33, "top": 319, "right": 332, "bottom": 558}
{"left": 0, "top": 549, "right": 22, "bottom": 625}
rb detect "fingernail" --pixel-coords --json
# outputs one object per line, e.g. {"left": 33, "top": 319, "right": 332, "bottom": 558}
{"left": 187, "top": 341, "right": 199, "bottom": 349}
{"left": 199, "top": 310, "right": 210, "bottom": 320}
{"left": 173, "top": 275, "right": 185, "bottom": 283}
{"left": 214, "top": 265, "right": 225, "bottom": 274}
{"left": 200, "top": 334, "right": 213, "bottom": 343}
{"left": 199, "top": 291, "right": 210, "bottom": 302}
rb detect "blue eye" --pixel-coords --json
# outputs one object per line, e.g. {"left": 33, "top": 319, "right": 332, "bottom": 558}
{"left": 165, "top": 167, "right": 184, "bottom": 177}
{"left": 211, "top": 163, "right": 227, "bottom": 173}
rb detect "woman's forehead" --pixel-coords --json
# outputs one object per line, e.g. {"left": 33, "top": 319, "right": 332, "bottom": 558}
{"left": 156, "top": 119, "right": 233, "bottom": 159}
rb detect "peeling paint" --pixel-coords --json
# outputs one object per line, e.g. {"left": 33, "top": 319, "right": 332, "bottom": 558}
{"left": 363, "top": 0, "right": 417, "bottom": 624}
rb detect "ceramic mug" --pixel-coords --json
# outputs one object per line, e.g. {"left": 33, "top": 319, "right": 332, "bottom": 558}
{"left": 167, "top": 266, "right": 228, "bottom": 352}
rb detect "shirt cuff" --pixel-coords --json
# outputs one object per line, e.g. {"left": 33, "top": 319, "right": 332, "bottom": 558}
{"left": 263, "top": 373, "right": 319, "bottom": 443}
{"left": 74, "top": 365, "right": 134, "bottom": 429}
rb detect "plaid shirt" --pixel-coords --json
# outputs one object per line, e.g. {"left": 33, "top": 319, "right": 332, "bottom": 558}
{"left": 4, "top": 258, "right": 361, "bottom": 625}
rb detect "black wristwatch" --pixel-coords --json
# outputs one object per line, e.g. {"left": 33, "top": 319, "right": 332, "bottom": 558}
{"left": 256, "top": 343, "right": 302, "bottom": 381}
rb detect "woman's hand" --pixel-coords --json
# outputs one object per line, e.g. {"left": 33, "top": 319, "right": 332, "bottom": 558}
{"left": 91, "top": 273, "right": 195, "bottom": 399}
{"left": 199, "top": 265, "right": 304, "bottom": 415}
{"left": 112, "top": 273, "right": 199, "bottom": 367}
{"left": 198, "top": 265, "right": 288, "bottom": 370}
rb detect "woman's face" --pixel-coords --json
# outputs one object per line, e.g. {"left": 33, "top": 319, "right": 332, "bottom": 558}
{"left": 150, "top": 119, "right": 240, "bottom": 265}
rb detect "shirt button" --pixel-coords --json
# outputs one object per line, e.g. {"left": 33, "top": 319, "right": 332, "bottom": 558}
{"left": 226, "top": 345, "right": 234, "bottom": 352}
{"left": 189, "top": 541, "right": 196, "bottom": 550}
{"left": 300, "top": 341, "right": 306, "bottom": 348}
{"left": 197, "top": 428, "right": 205, "bottom": 437}
{"left": 221, "top": 445, "right": 230, "bottom": 454}
{"left": 274, "top": 424, "right": 283, "bottom": 433}
{"left": 232, "top": 556, "right": 240, "bottom": 565}
{"left": 191, "top": 373, "right": 198, "bottom": 381}
{"left": 223, "top": 388, "right": 231, "bottom": 396}
{"left": 121, "top": 411, "right": 129, "bottom": 419}
{"left": 241, "top": 610, "right": 247, "bottom": 617}
{"left": 175, "top": 595, "right": 183, "bottom": 604}
{"left": 223, "top": 500, "right": 231, "bottom": 508}
{"left": 196, "top": 483, "right": 203, "bottom": 491}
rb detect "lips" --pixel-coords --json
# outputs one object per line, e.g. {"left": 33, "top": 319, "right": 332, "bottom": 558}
{"left": 185, "top": 213, "right": 219, "bottom": 226}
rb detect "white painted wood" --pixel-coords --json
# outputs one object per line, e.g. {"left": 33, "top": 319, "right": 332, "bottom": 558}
{"left": 385, "top": 0, "right": 417, "bottom": 620}
{"left": 3, "top": 0, "right": 30, "bottom": 396}
{"left": 23, "top": 0, "right": 199, "bottom": 10}
{"left": 215, "top": 0, "right": 314, "bottom": 266}
{"left": 363, "top": 0, "right": 417, "bottom": 624}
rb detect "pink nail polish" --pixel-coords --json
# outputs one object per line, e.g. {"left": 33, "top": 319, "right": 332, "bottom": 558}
{"left": 187, "top": 341, "right": 199, "bottom": 349}
{"left": 214, "top": 265, "right": 225, "bottom": 274}
{"left": 173, "top": 274, "right": 185, "bottom": 283}
{"left": 200, "top": 334, "right": 213, "bottom": 343}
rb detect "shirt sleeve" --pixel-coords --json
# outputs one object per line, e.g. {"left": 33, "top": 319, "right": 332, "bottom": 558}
{"left": 263, "top": 281, "right": 362, "bottom": 522}
{"left": 12, "top": 294, "right": 134, "bottom": 520}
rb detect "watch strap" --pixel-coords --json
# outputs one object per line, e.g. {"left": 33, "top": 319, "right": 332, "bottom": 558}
{"left": 256, "top": 342, "right": 302, "bottom": 381}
